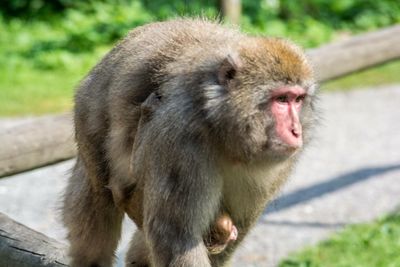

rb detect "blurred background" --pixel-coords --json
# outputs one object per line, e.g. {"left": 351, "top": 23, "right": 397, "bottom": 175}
{"left": 1, "top": 1, "right": 400, "bottom": 267}
{"left": 1, "top": 0, "right": 400, "bottom": 116}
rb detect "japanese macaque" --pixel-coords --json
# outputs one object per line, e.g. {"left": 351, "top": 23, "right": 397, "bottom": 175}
{"left": 62, "top": 18, "right": 317, "bottom": 267}
{"left": 116, "top": 91, "right": 238, "bottom": 255}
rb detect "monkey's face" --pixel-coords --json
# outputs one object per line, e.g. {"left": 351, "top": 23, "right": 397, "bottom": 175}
{"left": 263, "top": 83, "right": 317, "bottom": 158}
{"left": 203, "top": 38, "right": 317, "bottom": 162}
{"left": 268, "top": 86, "right": 306, "bottom": 149}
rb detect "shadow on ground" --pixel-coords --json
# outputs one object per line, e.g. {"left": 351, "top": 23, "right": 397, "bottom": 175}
{"left": 265, "top": 164, "right": 400, "bottom": 214}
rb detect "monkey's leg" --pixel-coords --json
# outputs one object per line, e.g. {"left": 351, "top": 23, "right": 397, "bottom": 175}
{"left": 62, "top": 160, "right": 124, "bottom": 267}
{"left": 125, "top": 230, "right": 150, "bottom": 267}
{"left": 141, "top": 150, "right": 222, "bottom": 267}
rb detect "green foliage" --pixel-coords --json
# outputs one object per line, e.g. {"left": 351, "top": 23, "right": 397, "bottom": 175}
{"left": 52, "top": 1, "right": 153, "bottom": 51}
{"left": 279, "top": 213, "right": 400, "bottom": 267}
{"left": 2, "top": 0, "right": 400, "bottom": 68}
{"left": 0, "top": 1, "right": 153, "bottom": 70}
{"left": 241, "top": 0, "right": 400, "bottom": 47}
{"left": 0, "top": 0, "right": 74, "bottom": 18}
{"left": 140, "top": 0, "right": 218, "bottom": 19}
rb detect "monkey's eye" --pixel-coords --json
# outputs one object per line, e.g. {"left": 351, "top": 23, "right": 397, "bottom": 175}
{"left": 295, "top": 95, "right": 306, "bottom": 103}
{"left": 276, "top": 95, "right": 289, "bottom": 103}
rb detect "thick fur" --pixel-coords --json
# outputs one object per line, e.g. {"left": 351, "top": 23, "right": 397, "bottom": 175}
{"left": 62, "top": 18, "right": 316, "bottom": 267}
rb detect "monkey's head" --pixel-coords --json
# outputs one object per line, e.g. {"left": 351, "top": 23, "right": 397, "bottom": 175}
{"left": 202, "top": 37, "right": 317, "bottom": 163}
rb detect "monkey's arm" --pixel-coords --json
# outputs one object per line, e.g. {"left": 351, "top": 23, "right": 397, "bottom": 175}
{"left": 142, "top": 143, "right": 222, "bottom": 267}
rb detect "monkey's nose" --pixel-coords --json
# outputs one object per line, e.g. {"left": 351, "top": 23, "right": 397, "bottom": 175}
{"left": 288, "top": 127, "right": 303, "bottom": 148}
{"left": 291, "top": 128, "right": 301, "bottom": 138}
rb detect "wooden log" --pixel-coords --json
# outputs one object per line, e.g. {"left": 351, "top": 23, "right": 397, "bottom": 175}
{"left": 0, "top": 25, "right": 399, "bottom": 177}
{"left": 220, "top": 0, "right": 242, "bottom": 25}
{"left": 308, "top": 25, "right": 400, "bottom": 82}
{"left": 0, "top": 212, "right": 69, "bottom": 267}
{"left": 0, "top": 114, "right": 76, "bottom": 177}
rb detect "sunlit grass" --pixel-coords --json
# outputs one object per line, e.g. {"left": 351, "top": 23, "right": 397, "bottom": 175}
{"left": 280, "top": 212, "right": 400, "bottom": 267}
{"left": 0, "top": 67, "right": 76, "bottom": 116}
{"left": 321, "top": 60, "right": 400, "bottom": 91}
{"left": 0, "top": 48, "right": 108, "bottom": 117}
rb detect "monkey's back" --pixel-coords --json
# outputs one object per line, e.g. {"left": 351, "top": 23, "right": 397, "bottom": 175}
{"left": 73, "top": 19, "right": 243, "bottom": 186}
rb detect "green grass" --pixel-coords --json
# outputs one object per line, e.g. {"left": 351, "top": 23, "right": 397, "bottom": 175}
{"left": 321, "top": 60, "right": 400, "bottom": 91}
{"left": 279, "top": 212, "right": 400, "bottom": 267}
{"left": 1, "top": 67, "right": 77, "bottom": 116}
{"left": 0, "top": 48, "right": 109, "bottom": 117}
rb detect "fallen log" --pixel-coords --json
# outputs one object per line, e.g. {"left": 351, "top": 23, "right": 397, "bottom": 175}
{"left": 0, "top": 25, "right": 399, "bottom": 177}
{"left": 308, "top": 25, "right": 400, "bottom": 81}
{"left": 0, "top": 212, "right": 69, "bottom": 267}
{"left": 0, "top": 114, "right": 76, "bottom": 177}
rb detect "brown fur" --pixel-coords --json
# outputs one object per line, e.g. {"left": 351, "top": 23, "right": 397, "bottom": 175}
{"left": 62, "top": 18, "right": 316, "bottom": 267}
{"left": 114, "top": 92, "right": 236, "bottom": 252}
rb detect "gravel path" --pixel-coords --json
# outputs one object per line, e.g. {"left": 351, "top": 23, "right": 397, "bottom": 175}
{"left": 1, "top": 85, "right": 400, "bottom": 266}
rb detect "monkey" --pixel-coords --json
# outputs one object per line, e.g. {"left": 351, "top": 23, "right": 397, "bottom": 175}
{"left": 62, "top": 18, "right": 317, "bottom": 267}
{"left": 115, "top": 91, "right": 238, "bottom": 254}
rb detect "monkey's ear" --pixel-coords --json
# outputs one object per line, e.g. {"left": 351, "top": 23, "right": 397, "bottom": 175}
{"left": 218, "top": 53, "right": 242, "bottom": 86}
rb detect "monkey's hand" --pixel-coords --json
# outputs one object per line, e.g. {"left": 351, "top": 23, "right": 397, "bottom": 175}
{"left": 205, "top": 213, "right": 238, "bottom": 255}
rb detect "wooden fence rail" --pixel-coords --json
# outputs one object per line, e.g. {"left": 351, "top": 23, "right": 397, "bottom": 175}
{"left": 0, "top": 114, "right": 75, "bottom": 177}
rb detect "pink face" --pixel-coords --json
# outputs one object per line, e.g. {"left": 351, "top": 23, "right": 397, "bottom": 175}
{"left": 270, "top": 86, "right": 306, "bottom": 149}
